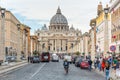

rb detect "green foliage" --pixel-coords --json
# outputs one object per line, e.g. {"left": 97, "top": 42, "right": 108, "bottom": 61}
{"left": 33, "top": 50, "right": 39, "bottom": 56}
{"left": 75, "top": 51, "right": 80, "bottom": 55}
{"left": 82, "top": 52, "right": 85, "bottom": 55}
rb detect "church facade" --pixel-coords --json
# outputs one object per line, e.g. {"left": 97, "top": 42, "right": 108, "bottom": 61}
{"left": 35, "top": 7, "right": 82, "bottom": 54}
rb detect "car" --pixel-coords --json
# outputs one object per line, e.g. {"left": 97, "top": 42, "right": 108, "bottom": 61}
{"left": 51, "top": 54, "right": 59, "bottom": 62}
{"left": 41, "top": 52, "right": 50, "bottom": 62}
{"left": 32, "top": 56, "right": 40, "bottom": 63}
{"left": 75, "top": 57, "right": 83, "bottom": 67}
{"left": 6, "top": 56, "right": 17, "bottom": 62}
{"left": 64, "top": 55, "right": 72, "bottom": 63}
{"left": 80, "top": 60, "right": 89, "bottom": 69}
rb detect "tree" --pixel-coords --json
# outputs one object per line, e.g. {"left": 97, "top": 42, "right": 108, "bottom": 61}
{"left": 33, "top": 50, "right": 39, "bottom": 56}
{"left": 75, "top": 51, "right": 80, "bottom": 56}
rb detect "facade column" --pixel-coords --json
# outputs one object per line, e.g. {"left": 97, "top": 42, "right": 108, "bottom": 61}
{"left": 17, "top": 24, "right": 21, "bottom": 60}
{"left": 0, "top": 8, "right": 6, "bottom": 61}
{"left": 30, "top": 38, "right": 33, "bottom": 56}
{"left": 25, "top": 33, "right": 28, "bottom": 58}
{"left": 91, "top": 27, "right": 95, "bottom": 60}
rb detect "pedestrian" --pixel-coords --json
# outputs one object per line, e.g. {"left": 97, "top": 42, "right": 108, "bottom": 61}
{"left": 116, "top": 59, "right": 120, "bottom": 79}
{"left": 28, "top": 56, "right": 30, "bottom": 63}
{"left": 101, "top": 59, "right": 105, "bottom": 72}
{"left": 94, "top": 58, "right": 97, "bottom": 70}
{"left": 105, "top": 61, "right": 110, "bottom": 80}
{"left": 99, "top": 57, "right": 102, "bottom": 71}
{"left": 112, "top": 57, "right": 118, "bottom": 73}
{"left": 96, "top": 58, "right": 100, "bottom": 70}
{"left": 88, "top": 59, "right": 93, "bottom": 71}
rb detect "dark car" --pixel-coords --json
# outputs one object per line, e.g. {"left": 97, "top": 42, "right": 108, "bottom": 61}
{"left": 31, "top": 56, "right": 40, "bottom": 63}
{"left": 6, "top": 56, "right": 17, "bottom": 62}
{"left": 75, "top": 57, "right": 83, "bottom": 67}
{"left": 80, "top": 60, "right": 89, "bottom": 69}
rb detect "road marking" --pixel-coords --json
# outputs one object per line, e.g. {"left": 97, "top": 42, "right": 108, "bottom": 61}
{"left": 29, "top": 63, "right": 46, "bottom": 80}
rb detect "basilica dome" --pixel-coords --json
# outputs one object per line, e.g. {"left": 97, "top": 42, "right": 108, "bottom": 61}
{"left": 50, "top": 7, "right": 68, "bottom": 25}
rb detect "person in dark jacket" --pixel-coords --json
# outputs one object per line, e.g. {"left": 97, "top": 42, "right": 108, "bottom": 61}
{"left": 88, "top": 59, "right": 93, "bottom": 71}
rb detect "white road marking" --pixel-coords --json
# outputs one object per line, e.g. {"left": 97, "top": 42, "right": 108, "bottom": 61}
{"left": 29, "top": 63, "right": 46, "bottom": 80}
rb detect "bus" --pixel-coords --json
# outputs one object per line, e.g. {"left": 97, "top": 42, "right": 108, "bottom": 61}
{"left": 41, "top": 52, "right": 50, "bottom": 62}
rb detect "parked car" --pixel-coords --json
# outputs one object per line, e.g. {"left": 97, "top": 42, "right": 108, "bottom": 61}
{"left": 80, "top": 60, "right": 89, "bottom": 69}
{"left": 75, "top": 57, "right": 83, "bottom": 67}
{"left": 6, "top": 56, "right": 17, "bottom": 62}
{"left": 31, "top": 56, "right": 40, "bottom": 63}
{"left": 51, "top": 54, "right": 59, "bottom": 62}
{"left": 72, "top": 56, "right": 77, "bottom": 64}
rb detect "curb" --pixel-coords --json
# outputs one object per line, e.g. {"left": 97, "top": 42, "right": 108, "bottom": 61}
{"left": 0, "top": 61, "right": 28, "bottom": 74}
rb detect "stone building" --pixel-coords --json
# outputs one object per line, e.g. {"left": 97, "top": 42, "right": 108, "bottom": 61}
{"left": 109, "top": 0, "right": 120, "bottom": 54}
{"left": 35, "top": 7, "right": 82, "bottom": 54}
{"left": 19, "top": 24, "right": 31, "bottom": 59}
{"left": 0, "top": 8, "right": 21, "bottom": 61}
{"left": 95, "top": 2, "right": 111, "bottom": 57}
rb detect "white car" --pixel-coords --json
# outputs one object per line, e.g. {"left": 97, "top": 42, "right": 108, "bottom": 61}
{"left": 52, "top": 54, "right": 59, "bottom": 62}
{"left": 64, "top": 55, "right": 72, "bottom": 63}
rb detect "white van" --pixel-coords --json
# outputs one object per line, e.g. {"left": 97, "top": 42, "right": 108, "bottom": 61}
{"left": 52, "top": 54, "right": 59, "bottom": 62}
{"left": 64, "top": 55, "right": 72, "bottom": 63}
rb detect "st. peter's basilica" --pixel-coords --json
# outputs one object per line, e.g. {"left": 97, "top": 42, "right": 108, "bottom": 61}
{"left": 35, "top": 7, "right": 82, "bottom": 54}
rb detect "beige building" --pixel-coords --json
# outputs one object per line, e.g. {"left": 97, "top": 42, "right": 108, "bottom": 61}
{"left": 109, "top": 0, "right": 120, "bottom": 54}
{"left": 0, "top": 8, "right": 21, "bottom": 61}
{"left": 95, "top": 2, "right": 111, "bottom": 57}
{"left": 35, "top": 7, "right": 82, "bottom": 54}
{"left": 82, "top": 32, "right": 89, "bottom": 56}
{"left": 19, "top": 24, "right": 31, "bottom": 59}
{"left": 89, "top": 19, "right": 96, "bottom": 60}
{"left": 30, "top": 35, "right": 38, "bottom": 56}
{"left": 0, "top": 7, "right": 31, "bottom": 61}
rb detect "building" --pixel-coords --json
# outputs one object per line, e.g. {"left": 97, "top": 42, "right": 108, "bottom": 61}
{"left": 82, "top": 32, "right": 89, "bottom": 56}
{"left": 109, "top": 0, "right": 120, "bottom": 55}
{"left": 35, "top": 7, "right": 82, "bottom": 54}
{"left": 19, "top": 24, "right": 31, "bottom": 59}
{"left": 89, "top": 18, "right": 96, "bottom": 60}
{"left": 30, "top": 35, "right": 38, "bottom": 56}
{"left": 0, "top": 8, "right": 21, "bottom": 61}
{"left": 95, "top": 2, "right": 111, "bottom": 57}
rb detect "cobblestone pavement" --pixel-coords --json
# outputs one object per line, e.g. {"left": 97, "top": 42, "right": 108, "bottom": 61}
{"left": 0, "top": 60, "right": 105, "bottom": 80}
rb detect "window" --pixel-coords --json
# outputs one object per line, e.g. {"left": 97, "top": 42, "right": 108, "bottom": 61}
{"left": 66, "top": 46, "right": 67, "bottom": 50}
{"left": 38, "top": 33, "right": 40, "bottom": 36}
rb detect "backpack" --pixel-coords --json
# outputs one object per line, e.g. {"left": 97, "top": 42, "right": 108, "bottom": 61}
{"left": 64, "top": 61, "right": 68, "bottom": 66}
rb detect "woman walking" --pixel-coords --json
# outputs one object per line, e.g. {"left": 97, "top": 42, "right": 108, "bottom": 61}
{"left": 101, "top": 59, "right": 105, "bottom": 72}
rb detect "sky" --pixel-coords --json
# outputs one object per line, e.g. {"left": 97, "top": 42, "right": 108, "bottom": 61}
{"left": 0, "top": 0, "right": 110, "bottom": 34}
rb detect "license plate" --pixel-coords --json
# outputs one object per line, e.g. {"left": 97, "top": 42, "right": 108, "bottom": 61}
{"left": 44, "top": 56, "right": 48, "bottom": 59}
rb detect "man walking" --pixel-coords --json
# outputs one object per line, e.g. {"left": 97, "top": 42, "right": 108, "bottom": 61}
{"left": 88, "top": 59, "right": 93, "bottom": 71}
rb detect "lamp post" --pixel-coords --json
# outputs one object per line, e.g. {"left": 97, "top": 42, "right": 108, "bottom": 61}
{"left": 91, "top": 22, "right": 96, "bottom": 60}
{"left": 17, "top": 24, "right": 21, "bottom": 60}
{"left": 0, "top": 8, "right": 6, "bottom": 61}
{"left": 104, "top": 6, "right": 109, "bottom": 57}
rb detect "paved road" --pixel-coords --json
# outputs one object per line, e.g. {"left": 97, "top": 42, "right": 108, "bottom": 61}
{"left": 0, "top": 60, "right": 105, "bottom": 80}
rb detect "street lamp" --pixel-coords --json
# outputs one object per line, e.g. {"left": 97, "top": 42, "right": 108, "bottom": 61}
{"left": 104, "top": 6, "right": 109, "bottom": 57}
{"left": 0, "top": 8, "right": 6, "bottom": 61}
{"left": 104, "top": 7, "right": 109, "bottom": 18}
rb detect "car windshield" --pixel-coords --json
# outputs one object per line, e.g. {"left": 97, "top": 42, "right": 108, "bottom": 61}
{"left": 0, "top": 0, "right": 115, "bottom": 80}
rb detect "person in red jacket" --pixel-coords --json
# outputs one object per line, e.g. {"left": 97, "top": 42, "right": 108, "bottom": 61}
{"left": 101, "top": 59, "right": 105, "bottom": 72}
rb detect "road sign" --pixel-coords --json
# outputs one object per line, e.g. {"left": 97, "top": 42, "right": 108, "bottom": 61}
{"left": 110, "top": 45, "right": 116, "bottom": 52}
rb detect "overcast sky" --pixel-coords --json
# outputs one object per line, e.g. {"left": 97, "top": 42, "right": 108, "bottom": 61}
{"left": 0, "top": 0, "right": 110, "bottom": 34}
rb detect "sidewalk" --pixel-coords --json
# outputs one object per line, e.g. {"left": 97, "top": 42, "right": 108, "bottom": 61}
{"left": 93, "top": 68, "right": 118, "bottom": 80}
{"left": 0, "top": 60, "right": 28, "bottom": 74}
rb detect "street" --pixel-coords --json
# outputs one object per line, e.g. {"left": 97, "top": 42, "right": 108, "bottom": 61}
{"left": 0, "top": 60, "right": 105, "bottom": 80}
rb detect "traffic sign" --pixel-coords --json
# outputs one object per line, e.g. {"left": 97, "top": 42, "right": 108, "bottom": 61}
{"left": 110, "top": 45, "right": 116, "bottom": 52}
